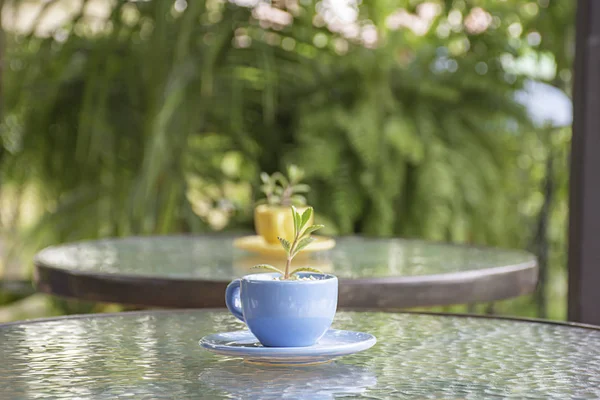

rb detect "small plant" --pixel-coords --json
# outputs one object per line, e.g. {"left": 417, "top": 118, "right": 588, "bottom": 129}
{"left": 258, "top": 165, "right": 310, "bottom": 206}
{"left": 252, "top": 206, "right": 324, "bottom": 279}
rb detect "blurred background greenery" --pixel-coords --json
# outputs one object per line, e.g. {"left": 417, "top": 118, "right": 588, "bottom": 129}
{"left": 0, "top": 0, "right": 574, "bottom": 321}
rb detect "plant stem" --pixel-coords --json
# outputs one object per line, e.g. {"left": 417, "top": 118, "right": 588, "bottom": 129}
{"left": 281, "top": 186, "right": 292, "bottom": 205}
{"left": 284, "top": 223, "right": 300, "bottom": 279}
{"left": 284, "top": 257, "right": 291, "bottom": 279}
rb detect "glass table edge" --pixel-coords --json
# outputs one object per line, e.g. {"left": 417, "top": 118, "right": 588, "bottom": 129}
{"left": 0, "top": 308, "right": 596, "bottom": 331}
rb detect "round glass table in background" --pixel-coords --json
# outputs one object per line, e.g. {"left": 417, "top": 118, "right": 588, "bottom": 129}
{"left": 0, "top": 310, "right": 598, "bottom": 399}
{"left": 33, "top": 235, "right": 537, "bottom": 308}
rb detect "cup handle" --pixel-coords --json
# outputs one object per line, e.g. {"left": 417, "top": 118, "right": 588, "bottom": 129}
{"left": 225, "top": 279, "right": 245, "bottom": 322}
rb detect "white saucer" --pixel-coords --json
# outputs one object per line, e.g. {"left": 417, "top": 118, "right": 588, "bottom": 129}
{"left": 199, "top": 329, "right": 376, "bottom": 365}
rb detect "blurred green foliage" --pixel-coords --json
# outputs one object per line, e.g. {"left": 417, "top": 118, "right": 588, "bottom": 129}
{"left": 0, "top": 0, "right": 574, "bottom": 319}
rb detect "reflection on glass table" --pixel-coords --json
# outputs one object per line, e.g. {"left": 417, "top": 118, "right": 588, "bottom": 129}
{"left": 198, "top": 360, "right": 377, "bottom": 399}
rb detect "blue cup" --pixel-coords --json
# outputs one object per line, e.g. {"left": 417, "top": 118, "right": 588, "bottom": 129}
{"left": 225, "top": 272, "right": 338, "bottom": 347}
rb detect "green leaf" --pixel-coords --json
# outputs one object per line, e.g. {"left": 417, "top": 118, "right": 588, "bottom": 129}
{"left": 272, "top": 172, "right": 289, "bottom": 187}
{"left": 251, "top": 265, "right": 284, "bottom": 275}
{"left": 292, "top": 236, "right": 315, "bottom": 256}
{"left": 292, "top": 184, "right": 311, "bottom": 193}
{"left": 260, "top": 172, "right": 270, "bottom": 184}
{"left": 289, "top": 195, "right": 307, "bottom": 206}
{"left": 291, "top": 267, "right": 324, "bottom": 276}
{"left": 269, "top": 195, "right": 281, "bottom": 205}
{"left": 300, "top": 207, "right": 313, "bottom": 230}
{"left": 302, "top": 224, "right": 324, "bottom": 236}
{"left": 260, "top": 183, "right": 273, "bottom": 194}
{"left": 277, "top": 237, "right": 291, "bottom": 254}
{"left": 287, "top": 164, "right": 304, "bottom": 183}
{"left": 291, "top": 205, "right": 301, "bottom": 237}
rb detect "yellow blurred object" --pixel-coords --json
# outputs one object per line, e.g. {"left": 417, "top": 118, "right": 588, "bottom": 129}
{"left": 254, "top": 204, "right": 313, "bottom": 244}
{"left": 233, "top": 235, "right": 335, "bottom": 257}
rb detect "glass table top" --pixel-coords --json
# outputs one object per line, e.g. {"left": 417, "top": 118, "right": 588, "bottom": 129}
{"left": 0, "top": 311, "right": 598, "bottom": 399}
{"left": 35, "top": 235, "right": 536, "bottom": 280}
